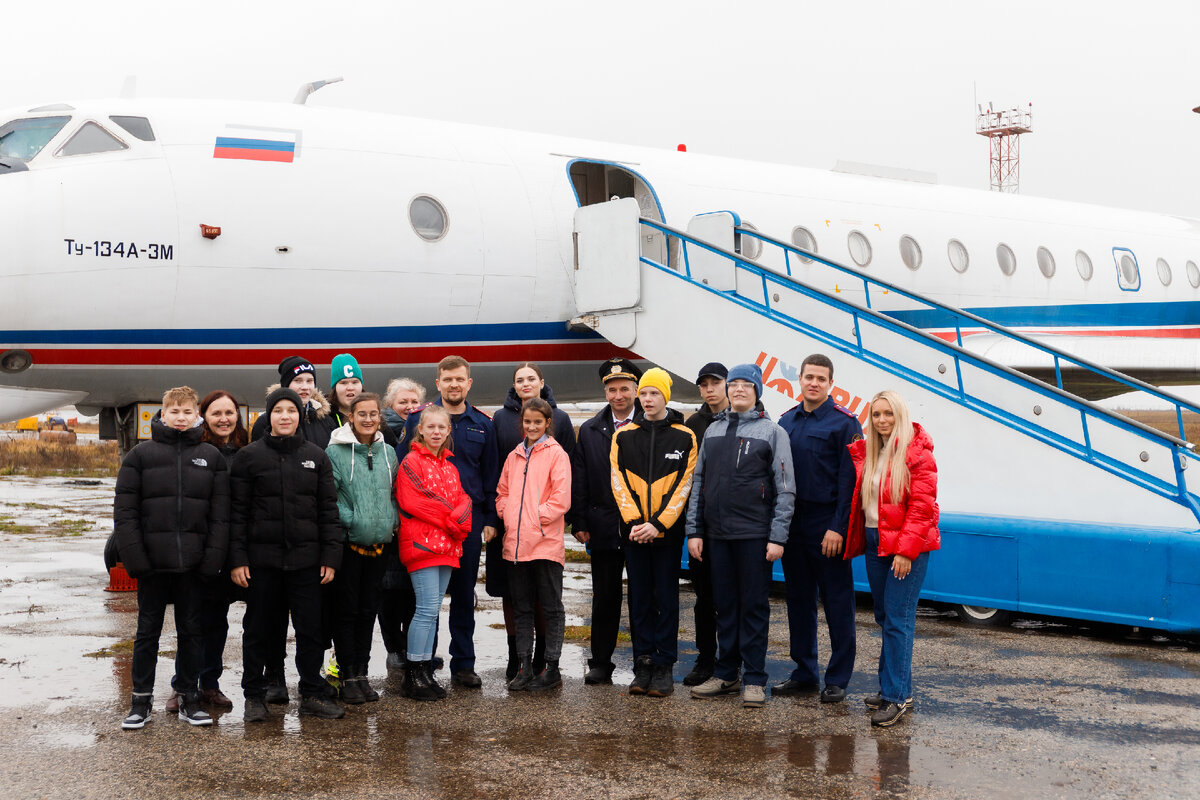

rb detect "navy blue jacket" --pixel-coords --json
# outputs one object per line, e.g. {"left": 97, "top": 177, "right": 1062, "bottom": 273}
{"left": 570, "top": 405, "right": 631, "bottom": 551}
{"left": 777, "top": 398, "right": 863, "bottom": 536}
{"left": 403, "top": 399, "right": 499, "bottom": 526}
{"left": 492, "top": 384, "right": 576, "bottom": 464}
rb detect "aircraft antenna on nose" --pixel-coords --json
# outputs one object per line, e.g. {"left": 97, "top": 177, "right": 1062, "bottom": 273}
{"left": 294, "top": 77, "right": 344, "bottom": 105}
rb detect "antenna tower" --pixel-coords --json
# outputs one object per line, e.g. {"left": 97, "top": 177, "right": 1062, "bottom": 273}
{"left": 976, "top": 102, "right": 1032, "bottom": 193}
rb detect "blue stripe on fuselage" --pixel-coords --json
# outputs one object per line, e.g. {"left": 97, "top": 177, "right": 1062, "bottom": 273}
{"left": 885, "top": 300, "right": 1200, "bottom": 330}
{"left": 0, "top": 321, "right": 602, "bottom": 346}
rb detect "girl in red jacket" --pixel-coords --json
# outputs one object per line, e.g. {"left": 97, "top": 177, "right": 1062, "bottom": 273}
{"left": 846, "top": 390, "right": 939, "bottom": 728}
{"left": 396, "top": 405, "right": 471, "bottom": 701}
{"left": 495, "top": 398, "right": 571, "bottom": 692}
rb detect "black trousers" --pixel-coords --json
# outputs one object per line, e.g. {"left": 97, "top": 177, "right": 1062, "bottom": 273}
{"left": 171, "top": 576, "right": 245, "bottom": 692}
{"left": 242, "top": 566, "right": 325, "bottom": 699}
{"left": 132, "top": 571, "right": 202, "bottom": 699}
{"left": 378, "top": 539, "right": 416, "bottom": 656}
{"left": 625, "top": 543, "right": 680, "bottom": 665}
{"left": 588, "top": 547, "right": 628, "bottom": 671}
{"left": 688, "top": 538, "right": 717, "bottom": 661}
{"left": 509, "top": 559, "right": 565, "bottom": 661}
{"left": 332, "top": 545, "right": 386, "bottom": 671}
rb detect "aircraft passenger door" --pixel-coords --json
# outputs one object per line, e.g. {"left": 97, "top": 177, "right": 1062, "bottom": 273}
{"left": 568, "top": 160, "right": 676, "bottom": 268}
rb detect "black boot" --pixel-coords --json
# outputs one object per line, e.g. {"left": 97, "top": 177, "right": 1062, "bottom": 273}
{"left": 359, "top": 663, "right": 380, "bottom": 702}
{"left": 532, "top": 634, "right": 547, "bottom": 676}
{"left": 505, "top": 635, "right": 519, "bottom": 681}
{"left": 508, "top": 654, "right": 534, "bottom": 691}
{"left": 629, "top": 655, "right": 654, "bottom": 695}
{"left": 341, "top": 664, "right": 366, "bottom": 705}
{"left": 647, "top": 663, "right": 675, "bottom": 697}
{"left": 406, "top": 661, "right": 439, "bottom": 702}
{"left": 682, "top": 656, "right": 715, "bottom": 687}
{"left": 528, "top": 659, "right": 562, "bottom": 691}
{"left": 426, "top": 661, "right": 447, "bottom": 699}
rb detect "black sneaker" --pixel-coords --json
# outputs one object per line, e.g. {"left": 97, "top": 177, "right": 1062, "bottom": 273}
{"left": 628, "top": 656, "right": 654, "bottom": 695}
{"left": 244, "top": 697, "right": 269, "bottom": 723}
{"left": 299, "top": 695, "right": 345, "bottom": 719}
{"left": 820, "top": 685, "right": 847, "bottom": 704}
{"left": 451, "top": 669, "right": 482, "bottom": 689}
{"left": 864, "top": 694, "right": 913, "bottom": 711}
{"left": 584, "top": 664, "right": 614, "bottom": 685}
{"left": 264, "top": 680, "right": 289, "bottom": 705}
{"left": 179, "top": 699, "right": 213, "bottom": 727}
{"left": 771, "top": 678, "right": 819, "bottom": 697}
{"left": 682, "top": 658, "right": 714, "bottom": 687}
{"left": 646, "top": 664, "right": 674, "bottom": 697}
{"left": 121, "top": 699, "right": 152, "bottom": 730}
{"left": 870, "top": 701, "right": 909, "bottom": 728}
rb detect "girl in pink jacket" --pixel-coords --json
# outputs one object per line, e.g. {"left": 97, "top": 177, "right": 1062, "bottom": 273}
{"left": 495, "top": 397, "right": 571, "bottom": 692}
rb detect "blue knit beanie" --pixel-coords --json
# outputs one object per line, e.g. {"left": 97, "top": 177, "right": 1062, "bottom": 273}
{"left": 330, "top": 353, "right": 363, "bottom": 390}
{"left": 726, "top": 363, "right": 764, "bottom": 401}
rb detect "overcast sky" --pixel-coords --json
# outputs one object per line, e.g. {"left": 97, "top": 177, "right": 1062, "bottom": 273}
{"left": 3, "top": 0, "right": 1197, "bottom": 218}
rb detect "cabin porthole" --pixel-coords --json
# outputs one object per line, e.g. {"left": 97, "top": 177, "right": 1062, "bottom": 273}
{"left": 408, "top": 195, "right": 448, "bottom": 242}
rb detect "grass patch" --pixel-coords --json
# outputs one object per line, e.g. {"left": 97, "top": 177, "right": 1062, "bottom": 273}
{"left": 51, "top": 519, "right": 93, "bottom": 537}
{"left": 563, "top": 549, "right": 591, "bottom": 564}
{"left": 563, "top": 625, "right": 630, "bottom": 643}
{"left": 0, "top": 517, "right": 36, "bottom": 535}
{"left": 1125, "top": 410, "right": 1200, "bottom": 445}
{"left": 0, "top": 438, "right": 120, "bottom": 478}
{"left": 84, "top": 639, "right": 136, "bottom": 658}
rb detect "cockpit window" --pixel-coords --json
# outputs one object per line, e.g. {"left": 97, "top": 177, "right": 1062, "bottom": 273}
{"left": 56, "top": 122, "right": 128, "bottom": 157}
{"left": 0, "top": 116, "right": 71, "bottom": 161}
{"left": 110, "top": 116, "right": 155, "bottom": 142}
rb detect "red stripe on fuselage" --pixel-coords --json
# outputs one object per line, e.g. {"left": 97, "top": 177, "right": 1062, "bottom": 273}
{"left": 213, "top": 147, "right": 294, "bottom": 163}
{"left": 24, "top": 342, "right": 634, "bottom": 367}
{"left": 928, "top": 327, "right": 1200, "bottom": 342}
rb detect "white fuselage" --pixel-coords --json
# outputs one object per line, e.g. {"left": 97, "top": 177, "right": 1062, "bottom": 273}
{"left": 1, "top": 98, "right": 1198, "bottom": 418}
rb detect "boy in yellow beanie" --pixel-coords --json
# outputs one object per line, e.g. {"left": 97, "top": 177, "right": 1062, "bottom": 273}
{"left": 609, "top": 367, "right": 697, "bottom": 697}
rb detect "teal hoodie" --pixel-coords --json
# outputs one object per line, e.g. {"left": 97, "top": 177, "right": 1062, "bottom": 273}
{"left": 326, "top": 424, "right": 400, "bottom": 546}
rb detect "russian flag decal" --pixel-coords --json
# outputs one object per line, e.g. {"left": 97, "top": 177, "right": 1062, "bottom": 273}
{"left": 214, "top": 131, "right": 297, "bottom": 163}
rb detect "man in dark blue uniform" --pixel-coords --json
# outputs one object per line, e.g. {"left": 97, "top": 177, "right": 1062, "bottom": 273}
{"left": 571, "top": 357, "right": 641, "bottom": 685}
{"left": 775, "top": 353, "right": 863, "bottom": 703}
{"left": 403, "top": 355, "right": 498, "bottom": 689}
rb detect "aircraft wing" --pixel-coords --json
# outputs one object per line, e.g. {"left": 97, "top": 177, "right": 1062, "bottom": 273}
{"left": 958, "top": 334, "right": 1200, "bottom": 400}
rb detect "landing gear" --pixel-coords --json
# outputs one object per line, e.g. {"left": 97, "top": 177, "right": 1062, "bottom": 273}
{"left": 954, "top": 605, "right": 1014, "bottom": 627}
{"left": 99, "top": 403, "right": 140, "bottom": 456}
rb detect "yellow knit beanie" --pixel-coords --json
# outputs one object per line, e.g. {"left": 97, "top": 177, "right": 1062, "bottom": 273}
{"left": 638, "top": 367, "right": 672, "bottom": 404}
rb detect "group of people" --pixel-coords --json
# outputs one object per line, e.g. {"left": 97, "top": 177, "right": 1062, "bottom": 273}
{"left": 112, "top": 349, "right": 939, "bottom": 732}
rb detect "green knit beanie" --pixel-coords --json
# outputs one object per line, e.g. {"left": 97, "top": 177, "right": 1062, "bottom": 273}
{"left": 330, "top": 353, "right": 363, "bottom": 389}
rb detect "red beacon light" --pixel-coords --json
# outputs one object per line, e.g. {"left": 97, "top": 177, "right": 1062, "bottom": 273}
{"left": 677, "top": 144, "right": 687, "bottom": 152}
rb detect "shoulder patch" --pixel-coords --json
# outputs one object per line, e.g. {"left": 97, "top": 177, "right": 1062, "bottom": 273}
{"left": 834, "top": 403, "right": 857, "bottom": 418}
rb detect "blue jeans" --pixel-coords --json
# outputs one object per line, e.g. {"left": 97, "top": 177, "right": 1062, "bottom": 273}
{"left": 864, "top": 527, "right": 929, "bottom": 703}
{"left": 407, "top": 565, "right": 453, "bottom": 662}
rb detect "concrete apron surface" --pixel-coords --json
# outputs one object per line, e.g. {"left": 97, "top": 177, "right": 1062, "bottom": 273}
{"left": 1, "top": 475, "right": 1200, "bottom": 799}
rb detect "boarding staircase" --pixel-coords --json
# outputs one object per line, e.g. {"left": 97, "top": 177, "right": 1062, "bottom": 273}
{"left": 571, "top": 199, "right": 1200, "bottom": 632}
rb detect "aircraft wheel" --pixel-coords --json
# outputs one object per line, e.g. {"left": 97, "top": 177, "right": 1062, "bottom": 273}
{"left": 954, "top": 604, "right": 1014, "bottom": 627}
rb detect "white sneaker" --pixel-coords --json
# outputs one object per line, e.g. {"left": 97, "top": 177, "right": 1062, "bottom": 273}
{"left": 742, "top": 684, "right": 766, "bottom": 708}
{"left": 690, "top": 676, "right": 742, "bottom": 698}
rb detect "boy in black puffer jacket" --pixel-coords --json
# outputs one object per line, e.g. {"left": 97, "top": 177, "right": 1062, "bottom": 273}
{"left": 230, "top": 387, "right": 345, "bottom": 721}
{"left": 114, "top": 386, "right": 230, "bottom": 730}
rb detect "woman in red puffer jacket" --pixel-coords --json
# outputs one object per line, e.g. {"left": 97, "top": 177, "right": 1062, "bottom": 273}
{"left": 396, "top": 404, "right": 471, "bottom": 700}
{"left": 845, "top": 390, "right": 938, "bottom": 729}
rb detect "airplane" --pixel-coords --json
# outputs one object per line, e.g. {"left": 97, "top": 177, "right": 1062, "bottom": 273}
{"left": 2, "top": 93, "right": 1199, "bottom": 447}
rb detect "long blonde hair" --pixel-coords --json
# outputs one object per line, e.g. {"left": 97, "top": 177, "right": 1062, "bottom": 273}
{"left": 862, "top": 390, "right": 914, "bottom": 504}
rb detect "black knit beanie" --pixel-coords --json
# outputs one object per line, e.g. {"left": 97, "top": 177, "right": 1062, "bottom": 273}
{"left": 278, "top": 356, "right": 316, "bottom": 388}
{"left": 264, "top": 387, "right": 304, "bottom": 424}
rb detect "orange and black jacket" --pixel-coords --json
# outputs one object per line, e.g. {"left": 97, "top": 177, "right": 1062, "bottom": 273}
{"left": 609, "top": 408, "right": 698, "bottom": 546}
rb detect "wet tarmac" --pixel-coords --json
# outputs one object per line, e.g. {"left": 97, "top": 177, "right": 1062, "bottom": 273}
{"left": 2, "top": 475, "right": 1200, "bottom": 799}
